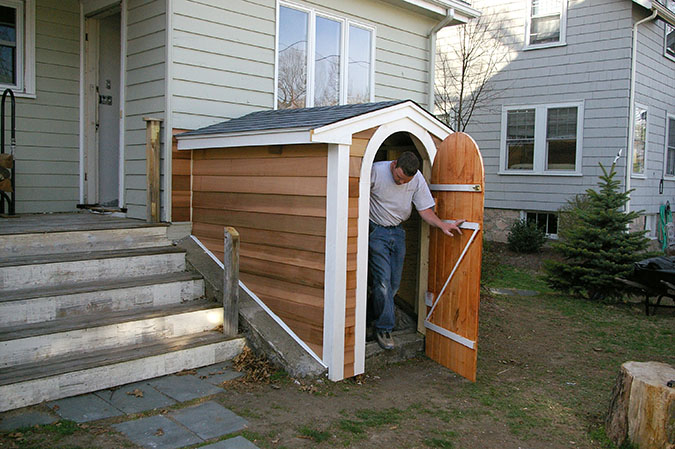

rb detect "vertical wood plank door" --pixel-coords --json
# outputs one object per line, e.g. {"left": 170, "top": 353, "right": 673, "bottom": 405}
{"left": 425, "top": 132, "right": 484, "bottom": 382}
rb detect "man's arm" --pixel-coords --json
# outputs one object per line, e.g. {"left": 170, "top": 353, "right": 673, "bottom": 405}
{"left": 418, "top": 208, "right": 465, "bottom": 237}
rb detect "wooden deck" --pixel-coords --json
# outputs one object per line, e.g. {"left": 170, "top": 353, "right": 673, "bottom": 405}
{"left": 0, "top": 212, "right": 163, "bottom": 235}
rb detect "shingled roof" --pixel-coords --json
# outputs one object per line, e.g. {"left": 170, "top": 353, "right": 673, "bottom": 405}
{"left": 178, "top": 100, "right": 408, "bottom": 137}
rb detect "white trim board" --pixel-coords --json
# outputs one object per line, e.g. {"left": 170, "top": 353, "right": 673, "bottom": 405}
{"left": 353, "top": 119, "right": 442, "bottom": 375}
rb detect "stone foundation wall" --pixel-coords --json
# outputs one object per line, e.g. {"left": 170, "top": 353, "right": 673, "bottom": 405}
{"left": 483, "top": 208, "right": 521, "bottom": 243}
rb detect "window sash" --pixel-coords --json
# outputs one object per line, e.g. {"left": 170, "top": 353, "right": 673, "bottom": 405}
{"left": 528, "top": 0, "right": 564, "bottom": 46}
{"left": 667, "top": 117, "right": 675, "bottom": 176}
{"left": 277, "top": 5, "right": 309, "bottom": 109}
{"left": 503, "top": 104, "right": 581, "bottom": 174}
{"left": 0, "top": 0, "right": 21, "bottom": 90}
{"left": 632, "top": 106, "right": 647, "bottom": 175}
{"left": 276, "top": 2, "right": 373, "bottom": 109}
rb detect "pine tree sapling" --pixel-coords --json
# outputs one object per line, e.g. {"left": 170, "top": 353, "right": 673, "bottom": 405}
{"left": 507, "top": 219, "right": 547, "bottom": 253}
{"left": 544, "top": 163, "right": 650, "bottom": 300}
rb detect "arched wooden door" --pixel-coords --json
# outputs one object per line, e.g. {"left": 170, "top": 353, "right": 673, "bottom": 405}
{"left": 425, "top": 132, "right": 484, "bottom": 382}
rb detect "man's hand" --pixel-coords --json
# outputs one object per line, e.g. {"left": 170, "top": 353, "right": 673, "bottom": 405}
{"left": 418, "top": 209, "right": 466, "bottom": 237}
{"left": 439, "top": 219, "right": 465, "bottom": 237}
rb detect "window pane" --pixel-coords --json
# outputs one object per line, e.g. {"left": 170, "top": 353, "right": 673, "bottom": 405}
{"left": 546, "top": 213, "right": 558, "bottom": 234}
{"left": 277, "top": 6, "right": 308, "bottom": 109}
{"left": 506, "top": 109, "right": 535, "bottom": 170}
{"left": 532, "top": 0, "right": 561, "bottom": 17}
{"left": 632, "top": 107, "right": 647, "bottom": 174}
{"left": 546, "top": 107, "right": 577, "bottom": 170}
{"left": 314, "top": 16, "right": 341, "bottom": 107}
{"left": 667, "top": 24, "right": 675, "bottom": 57}
{"left": 667, "top": 118, "right": 675, "bottom": 175}
{"left": 0, "top": 6, "right": 16, "bottom": 85}
{"left": 530, "top": 16, "right": 560, "bottom": 44}
{"left": 347, "top": 25, "right": 371, "bottom": 104}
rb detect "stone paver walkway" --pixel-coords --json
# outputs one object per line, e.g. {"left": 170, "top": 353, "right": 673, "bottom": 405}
{"left": 0, "top": 362, "right": 259, "bottom": 449}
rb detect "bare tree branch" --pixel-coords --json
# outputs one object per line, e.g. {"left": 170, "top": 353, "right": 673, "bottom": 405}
{"left": 435, "top": 14, "right": 510, "bottom": 132}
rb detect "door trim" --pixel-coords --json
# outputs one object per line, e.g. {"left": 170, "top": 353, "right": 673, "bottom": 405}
{"left": 79, "top": 3, "right": 126, "bottom": 209}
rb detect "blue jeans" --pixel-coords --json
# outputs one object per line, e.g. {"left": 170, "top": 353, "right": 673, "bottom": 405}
{"left": 368, "top": 221, "right": 406, "bottom": 332}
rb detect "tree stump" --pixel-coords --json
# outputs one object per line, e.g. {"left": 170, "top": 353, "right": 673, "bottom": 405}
{"left": 606, "top": 361, "right": 675, "bottom": 449}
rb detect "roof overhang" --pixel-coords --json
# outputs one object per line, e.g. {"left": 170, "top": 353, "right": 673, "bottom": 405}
{"left": 633, "top": 0, "right": 675, "bottom": 25}
{"left": 380, "top": 0, "right": 480, "bottom": 23}
{"left": 176, "top": 101, "right": 452, "bottom": 151}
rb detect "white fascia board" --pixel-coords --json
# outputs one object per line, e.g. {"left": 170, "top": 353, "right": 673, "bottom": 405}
{"left": 393, "top": 0, "right": 480, "bottom": 20}
{"left": 311, "top": 102, "right": 452, "bottom": 144}
{"left": 176, "top": 129, "right": 313, "bottom": 150}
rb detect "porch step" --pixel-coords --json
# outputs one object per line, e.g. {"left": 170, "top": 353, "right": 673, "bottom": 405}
{"left": 0, "top": 272, "right": 204, "bottom": 327}
{"left": 0, "top": 246, "right": 186, "bottom": 290}
{"left": 0, "top": 331, "right": 246, "bottom": 412}
{"left": 0, "top": 225, "right": 170, "bottom": 258}
{"left": 0, "top": 299, "right": 224, "bottom": 368}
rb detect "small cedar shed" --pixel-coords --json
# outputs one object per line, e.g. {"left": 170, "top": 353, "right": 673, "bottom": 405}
{"left": 174, "top": 100, "right": 485, "bottom": 381}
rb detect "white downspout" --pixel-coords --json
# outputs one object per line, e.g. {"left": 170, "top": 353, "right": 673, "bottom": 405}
{"left": 626, "top": 8, "right": 658, "bottom": 212}
{"left": 428, "top": 8, "right": 456, "bottom": 113}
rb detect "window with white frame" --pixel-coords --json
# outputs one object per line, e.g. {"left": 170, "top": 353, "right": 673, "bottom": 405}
{"left": 526, "top": 211, "right": 558, "bottom": 236}
{"left": 526, "top": 0, "right": 567, "bottom": 48}
{"left": 666, "top": 115, "right": 675, "bottom": 176}
{"left": 666, "top": 0, "right": 675, "bottom": 60}
{"left": 632, "top": 105, "right": 647, "bottom": 175}
{"left": 276, "top": 2, "right": 374, "bottom": 109}
{"left": 502, "top": 103, "right": 583, "bottom": 174}
{"left": 0, "top": 0, "right": 33, "bottom": 95}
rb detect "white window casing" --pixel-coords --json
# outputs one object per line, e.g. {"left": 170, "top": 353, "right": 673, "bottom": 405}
{"left": 275, "top": 1, "right": 375, "bottom": 109}
{"left": 500, "top": 101, "right": 584, "bottom": 176}
{"left": 0, "top": 0, "right": 34, "bottom": 97}
{"left": 525, "top": 0, "right": 567, "bottom": 50}
{"left": 631, "top": 103, "right": 648, "bottom": 178}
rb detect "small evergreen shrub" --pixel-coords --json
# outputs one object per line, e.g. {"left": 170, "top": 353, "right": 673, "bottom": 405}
{"left": 544, "top": 163, "right": 650, "bottom": 300}
{"left": 507, "top": 219, "right": 547, "bottom": 253}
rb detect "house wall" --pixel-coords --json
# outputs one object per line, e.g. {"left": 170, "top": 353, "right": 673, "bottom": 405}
{"left": 189, "top": 144, "right": 328, "bottom": 357}
{"left": 631, "top": 4, "right": 675, "bottom": 217}
{"left": 437, "top": 0, "right": 640, "bottom": 220}
{"left": 14, "top": 0, "right": 80, "bottom": 213}
{"left": 123, "top": 0, "right": 166, "bottom": 220}
{"left": 168, "top": 0, "right": 437, "bottom": 131}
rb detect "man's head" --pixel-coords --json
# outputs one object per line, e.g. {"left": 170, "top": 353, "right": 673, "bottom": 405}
{"left": 390, "top": 151, "right": 419, "bottom": 185}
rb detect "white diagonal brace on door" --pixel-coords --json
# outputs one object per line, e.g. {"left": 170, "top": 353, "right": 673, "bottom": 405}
{"left": 424, "top": 220, "right": 480, "bottom": 350}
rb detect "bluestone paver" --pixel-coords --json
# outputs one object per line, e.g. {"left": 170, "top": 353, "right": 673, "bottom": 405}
{"left": 49, "top": 394, "right": 124, "bottom": 423}
{"left": 169, "top": 401, "right": 247, "bottom": 440}
{"left": 201, "top": 436, "right": 260, "bottom": 449}
{"left": 94, "top": 381, "right": 176, "bottom": 414}
{"left": 0, "top": 411, "right": 58, "bottom": 431}
{"left": 148, "top": 374, "right": 223, "bottom": 402}
{"left": 113, "top": 415, "right": 201, "bottom": 449}
{"left": 194, "top": 362, "right": 244, "bottom": 385}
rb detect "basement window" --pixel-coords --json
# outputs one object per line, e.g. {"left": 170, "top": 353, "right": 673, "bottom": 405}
{"left": 526, "top": 211, "right": 558, "bottom": 237}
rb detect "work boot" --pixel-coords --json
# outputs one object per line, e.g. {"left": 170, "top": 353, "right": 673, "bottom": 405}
{"left": 376, "top": 330, "right": 395, "bottom": 350}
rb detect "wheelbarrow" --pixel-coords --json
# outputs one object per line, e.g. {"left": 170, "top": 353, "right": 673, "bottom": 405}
{"left": 616, "top": 256, "right": 675, "bottom": 315}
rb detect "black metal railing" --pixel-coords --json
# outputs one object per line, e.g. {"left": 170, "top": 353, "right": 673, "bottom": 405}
{"left": 0, "top": 88, "right": 15, "bottom": 215}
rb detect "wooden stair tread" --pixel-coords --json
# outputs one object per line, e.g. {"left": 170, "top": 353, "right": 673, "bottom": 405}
{"left": 0, "top": 331, "right": 232, "bottom": 386}
{"left": 0, "top": 299, "right": 220, "bottom": 341}
{"left": 0, "top": 245, "right": 184, "bottom": 268}
{"left": 0, "top": 271, "right": 203, "bottom": 303}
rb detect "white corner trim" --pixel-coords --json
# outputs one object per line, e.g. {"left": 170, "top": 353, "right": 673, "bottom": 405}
{"left": 354, "top": 119, "right": 439, "bottom": 375}
{"left": 176, "top": 129, "right": 313, "bottom": 150}
{"left": 78, "top": 2, "right": 85, "bottom": 205}
{"left": 323, "top": 143, "right": 350, "bottom": 381}
{"left": 189, "top": 235, "right": 326, "bottom": 368}
{"left": 163, "top": 0, "right": 173, "bottom": 221}
{"left": 118, "top": 0, "right": 127, "bottom": 210}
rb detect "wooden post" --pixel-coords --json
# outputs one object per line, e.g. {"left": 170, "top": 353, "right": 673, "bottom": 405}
{"left": 223, "top": 227, "right": 240, "bottom": 338}
{"left": 144, "top": 117, "right": 162, "bottom": 223}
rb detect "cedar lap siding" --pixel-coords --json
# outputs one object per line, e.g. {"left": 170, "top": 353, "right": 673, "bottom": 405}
{"left": 173, "top": 101, "right": 452, "bottom": 379}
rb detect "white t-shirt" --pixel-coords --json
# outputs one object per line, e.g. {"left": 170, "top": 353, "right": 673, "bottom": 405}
{"left": 369, "top": 161, "right": 435, "bottom": 227}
